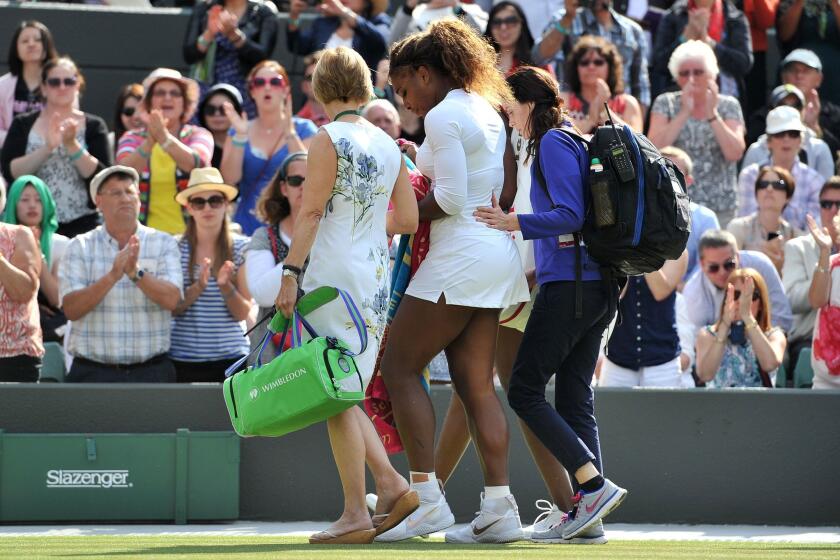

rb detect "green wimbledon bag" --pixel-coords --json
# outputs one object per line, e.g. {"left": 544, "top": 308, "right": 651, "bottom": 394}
{"left": 222, "top": 286, "right": 368, "bottom": 437}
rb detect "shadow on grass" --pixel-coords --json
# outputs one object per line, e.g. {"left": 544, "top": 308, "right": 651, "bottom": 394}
{"left": 58, "top": 541, "right": 538, "bottom": 557}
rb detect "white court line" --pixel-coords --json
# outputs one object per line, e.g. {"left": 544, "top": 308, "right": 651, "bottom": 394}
{"left": 1, "top": 523, "right": 839, "bottom": 543}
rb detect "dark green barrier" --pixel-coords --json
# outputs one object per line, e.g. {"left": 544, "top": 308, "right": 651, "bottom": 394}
{"left": 0, "top": 429, "right": 239, "bottom": 523}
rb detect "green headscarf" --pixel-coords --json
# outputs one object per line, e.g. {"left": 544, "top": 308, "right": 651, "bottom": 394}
{"left": 3, "top": 175, "right": 59, "bottom": 267}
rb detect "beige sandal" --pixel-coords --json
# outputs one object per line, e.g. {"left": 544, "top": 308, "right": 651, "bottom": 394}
{"left": 373, "top": 490, "right": 420, "bottom": 536}
{"left": 308, "top": 528, "right": 376, "bottom": 545}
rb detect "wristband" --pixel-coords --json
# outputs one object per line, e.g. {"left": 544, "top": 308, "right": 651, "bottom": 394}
{"left": 744, "top": 319, "right": 758, "bottom": 331}
{"left": 137, "top": 145, "right": 150, "bottom": 159}
{"left": 282, "top": 264, "right": 302, "bottom": 275}
{"left": 231, "top": 135, "right": 248, "bottom": 147}
{"left": 68, "top": 144, "right": 86, "bottom": 162}
{"left": 553, "top": 20, "right": 571, "bottom": 35}
{"left": 197, "top": 34, "right": 210, "bottom": 48}
{"left": 161, "top": 135, "right": 173, "bottom": 150}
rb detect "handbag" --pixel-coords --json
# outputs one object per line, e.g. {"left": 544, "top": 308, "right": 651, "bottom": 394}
{"left": 223, "top": 286, "right": 368, "bottom": 437}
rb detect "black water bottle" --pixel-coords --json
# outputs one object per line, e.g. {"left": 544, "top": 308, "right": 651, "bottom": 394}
{"left": 589, "top": 157, "right": 616, "bottom": 228}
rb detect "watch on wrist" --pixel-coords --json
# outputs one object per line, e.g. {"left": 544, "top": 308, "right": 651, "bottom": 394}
{"left": 130, "top": 268, "right": 145, "bottom": 283}
{"left": 282, "top": 268, "right": 299, "bottom": 281}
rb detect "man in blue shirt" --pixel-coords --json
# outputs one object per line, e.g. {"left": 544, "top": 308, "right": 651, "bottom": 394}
{"left": 532, "top": 0, "right": 651, "bottom": 108}
{"left": 683, "top": 230, "right": 793, "bottom": 337}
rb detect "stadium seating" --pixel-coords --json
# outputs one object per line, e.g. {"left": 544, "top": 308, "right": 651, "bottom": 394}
{"left": 39, "top": 342, "right": 66, "bottom": 383}
{"left": 792, "top": 348, "right": 814, "bottom": 389}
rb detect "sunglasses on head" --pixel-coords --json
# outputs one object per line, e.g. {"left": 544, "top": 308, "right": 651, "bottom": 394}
{"left": 579, "top": 58, "right": 607, "bottom": 68}
{"left": 203, "top": 104, "right": 226, "bottom": 116}
{"left": 819, "top": 200, "right": 840, "bottom": 210}
{"left": 188, "top": 195, "right": 226, "bottom": 210}
{"left": 733, "top": 289, "right": 761, "bottom": 302}
{"left": 121, "top": 106, "right": 136, "bottom": 117}
{"left": 757, "top": 179, "right": 787, "bottom": 191}
{"left": 46, "top": 76, "right": 78, "bottom": 88}
{"left": 285, "top": 175, "right": 305, "bottom": 187}
{"left": 491, "top": 15, "right": 521, "bottom": 27}
{"left": 706, "top": 259, "right": 737, "bottom": 274}
{"left": 678, "top": 68, "right": 706, "bottom": 78}
{"left": 251, "top": 76, "right": 286, "bottom": 89}
{"left": 770, "top": 130, "right": 801, "bottom": 140}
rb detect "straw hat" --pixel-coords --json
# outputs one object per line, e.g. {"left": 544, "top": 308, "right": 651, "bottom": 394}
{"left": 175, "top": 167, "right": 239, "bottom": 206}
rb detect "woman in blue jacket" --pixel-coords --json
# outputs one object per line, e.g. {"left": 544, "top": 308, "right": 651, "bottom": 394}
{"left": 475, "top": 66, "right": 627, "bottom": 543}
{"left": 286, "top": 0, "right": 390, "bottom": 71}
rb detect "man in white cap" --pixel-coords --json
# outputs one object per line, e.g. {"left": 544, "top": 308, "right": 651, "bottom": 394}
{"left": 735, "top": 105, "right": 825, "bottom": 231}
{"left": 779, "top": 49, "right": 840, "bottom": 165}
{"left": 59, "top": 165, "right": 182, "bottom": 382}
{"left": 743, "top": 83, "right": 835, "bottom": 181}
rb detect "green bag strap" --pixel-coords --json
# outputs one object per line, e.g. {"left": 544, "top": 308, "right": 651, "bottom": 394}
{"left": 225, "top": 287, "right": 365, "bottom": 379}
{"left": 267, "top": 286, "right": 340, "bottom": 335}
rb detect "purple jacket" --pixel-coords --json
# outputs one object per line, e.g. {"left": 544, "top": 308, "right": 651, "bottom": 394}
{"left": 518, "top": 129, "right": 601, "bottom": 285}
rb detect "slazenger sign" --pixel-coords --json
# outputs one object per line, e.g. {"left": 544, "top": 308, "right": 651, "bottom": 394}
{"left": 46, "top": 470, "right": 132, "bottom": 489}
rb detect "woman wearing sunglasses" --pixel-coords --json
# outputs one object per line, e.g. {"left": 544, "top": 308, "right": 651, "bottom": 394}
{"left": 0, "top": 20, "right": 59, "bottom": 147}
{"left": 649, "top": 40, "right": 745, "bottom": 228}
{"left": 650, "top": 0, "right": 752, "bottom": 102}
{"left": 695, "top": 267, "right": 786, "bottom": 387}
{"left": 116, "top": 68, "right": 213, "bottom": 236}
{"left": 735, "top": 106, "right": 824, "bottom": 233}
{"left": 198, "top": 83, "right": 243, "bottom": 169}
{"left": 728, "top": 166, "right": 802, "bottom": 273}
{"left": 220, "top": 60, "right": 316, "bottom": 236}
{"left": 110, "top": 83, "right": 144, "bottom": 159}
{"left": 1, "top": 57, "right": 111, "bottom": 238}
{"left": 169, "top": 167, "right": 252, "bottom": 383}
{"left": 482, "top": 1, "right": 540, "bottom": 77}
{"left": 244, "top": 151, "right": 306, "bottom": 361}
{"left": 562, "top": 35, "right": 642, "bottom": 133}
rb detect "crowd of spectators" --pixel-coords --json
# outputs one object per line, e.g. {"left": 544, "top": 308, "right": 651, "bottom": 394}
{"left": 1, "top": 0, "right": 839, "bottom": 390}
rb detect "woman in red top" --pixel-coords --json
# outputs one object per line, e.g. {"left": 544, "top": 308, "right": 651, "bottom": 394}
{"left": 562, "top": 36, "right": 643, "bottom": 133}
{"left": 0, "top": 177, "right": 43, "bottom": 381}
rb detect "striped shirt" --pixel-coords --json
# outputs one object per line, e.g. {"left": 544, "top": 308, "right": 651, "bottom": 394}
{"left": 59, "top": 224, "right": 182, "bottom": 364}
{"left": 169, "top": 235, "right": 250, "bottom": 362}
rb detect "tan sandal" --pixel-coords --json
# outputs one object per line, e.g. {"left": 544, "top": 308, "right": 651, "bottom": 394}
{"left": 373, "top": 490, "right": 420, "bottom": 536}
{"left": 308, "top": 528, "right": 376, "bottom": 545}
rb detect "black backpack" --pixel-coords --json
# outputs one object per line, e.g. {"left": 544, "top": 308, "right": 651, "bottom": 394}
{"left": 534, "top": 116, "right": 691, "bottom": 317}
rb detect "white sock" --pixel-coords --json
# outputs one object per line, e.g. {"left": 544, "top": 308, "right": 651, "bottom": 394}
{"left": 409, "top": 471, "right": 440, "bottom": 498}
{"left": 484, "top": 485, "right": 511, "bottom": 500}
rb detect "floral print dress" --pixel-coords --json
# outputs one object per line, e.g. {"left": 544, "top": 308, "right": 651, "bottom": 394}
{"left": 300, "top": 121, "right": 401, "bottom": 389}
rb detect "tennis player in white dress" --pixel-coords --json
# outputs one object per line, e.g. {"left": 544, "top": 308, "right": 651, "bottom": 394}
{"left": 377, "top": 18, "right": 529, "bottom": 545}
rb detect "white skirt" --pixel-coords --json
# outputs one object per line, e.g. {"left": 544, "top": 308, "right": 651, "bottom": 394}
{"left": 406, "top": 231, "right": 529, "bottom": 308}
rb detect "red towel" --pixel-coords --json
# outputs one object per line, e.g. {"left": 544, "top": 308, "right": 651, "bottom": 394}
{"left": 364, "top": 165, "right": 431, "bottom": 454}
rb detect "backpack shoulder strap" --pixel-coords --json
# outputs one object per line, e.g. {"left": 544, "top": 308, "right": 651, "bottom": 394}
{"left": 533, "top": 127, "right": 589, "bottom": 208}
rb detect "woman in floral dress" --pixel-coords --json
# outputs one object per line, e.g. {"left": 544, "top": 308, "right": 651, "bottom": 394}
{"left": 276, "top": 47, "right": 419, "bottom": 544}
